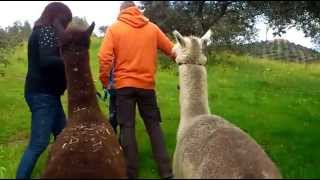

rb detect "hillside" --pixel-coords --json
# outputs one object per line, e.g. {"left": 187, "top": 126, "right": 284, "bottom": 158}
{"left": 0, "top": 38, "right": 320, "bottom": 178}
{"left": 238, "top": 39, "right": 320, "bottom": 63}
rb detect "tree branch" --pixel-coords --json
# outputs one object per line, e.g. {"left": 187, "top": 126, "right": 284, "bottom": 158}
{"left": 211, "top": 1, "right": 232, "bottom": 25}
{"left": 196, "top": 1, "right": 205, "bottom": 18}
{"left": 200, "top": 1, "right": 232, "bottom": 33}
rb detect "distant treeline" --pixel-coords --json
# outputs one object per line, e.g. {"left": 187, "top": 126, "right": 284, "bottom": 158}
{"left": 0, "top": 17, "right": 100, "bottom": 68}
{"left": 0, "top": 21, "right": 32, "bottom": 66}
{"left": 236, "top": 39, "right": 320, "bottom": 63}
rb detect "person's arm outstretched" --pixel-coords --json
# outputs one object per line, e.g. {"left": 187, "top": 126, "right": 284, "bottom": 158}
{"left": 156, "top": 26, "right": 176, "bottom": 60}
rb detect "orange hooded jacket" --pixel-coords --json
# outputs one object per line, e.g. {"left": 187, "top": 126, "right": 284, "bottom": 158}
{"left": 98, "top": 6, "right": 175, "bottom": 90}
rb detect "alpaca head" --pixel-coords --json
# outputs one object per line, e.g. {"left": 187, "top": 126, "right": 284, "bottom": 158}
{"left": 60, "top": 22, "right": 95, "bottom": 55}
{"left": 172, "top": 30, "right": 210, "bottom": 66}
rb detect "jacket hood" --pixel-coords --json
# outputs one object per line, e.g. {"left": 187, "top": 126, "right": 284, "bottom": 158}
{"left": 118, "top": 6, "right": 149, "bottom": 28}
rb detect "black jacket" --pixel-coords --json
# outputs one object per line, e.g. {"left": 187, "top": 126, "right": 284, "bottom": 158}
{"left": 25, "top": 25, "right": 66, "bottom": 96}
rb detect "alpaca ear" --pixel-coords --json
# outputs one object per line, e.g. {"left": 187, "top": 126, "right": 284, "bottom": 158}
{"left": 173, "top": 30, "right": 186, "bottom": 47}
{"left": 86, "top": 22, "right": 95, "bottom": 36}
{"left": 201, "top": 39, "right": 208, "bottom": 50}
{"left": 200, "top": 29, "right": 212, "bottom": 52}
{"left": 201, "top": 38, "right": 209, "bottom": 55}
{"left": 201, "top": 29, "right": 212, "bottom": 41}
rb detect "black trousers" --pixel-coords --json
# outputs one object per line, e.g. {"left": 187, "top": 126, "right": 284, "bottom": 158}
{"left": 115, "top": 87, "right": 172, "bottom": 179}
{"left": 108, "top": 89, "right": 118, "bottom": 134}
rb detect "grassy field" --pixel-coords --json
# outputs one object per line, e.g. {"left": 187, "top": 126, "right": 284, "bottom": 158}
{"left": 0, "top": 38, "right": 320, "bottom": 178}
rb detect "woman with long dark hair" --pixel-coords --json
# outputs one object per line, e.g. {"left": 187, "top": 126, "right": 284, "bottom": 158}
{"left": 16, "top": 2, "right": 72, "bottom": 178}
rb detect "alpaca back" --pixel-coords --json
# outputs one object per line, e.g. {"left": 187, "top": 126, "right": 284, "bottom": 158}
{"left": 42, "top": 115, "right": 126, "bottom": 178}
{"left": 173, "top": 114, "right": 281, "bottom": 178}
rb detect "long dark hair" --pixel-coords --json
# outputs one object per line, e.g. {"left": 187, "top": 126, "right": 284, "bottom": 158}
{"left": 34, "top": 2, "right": 72, "bottom": 29}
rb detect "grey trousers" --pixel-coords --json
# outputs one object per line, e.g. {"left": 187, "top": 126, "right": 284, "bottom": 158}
{"left": 115, "top": 87, "right": 172, "bottom": 179}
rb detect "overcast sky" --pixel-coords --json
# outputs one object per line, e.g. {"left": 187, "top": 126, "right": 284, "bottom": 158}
{"left": 0, "top": 1, "right": 316, "bottom": 50}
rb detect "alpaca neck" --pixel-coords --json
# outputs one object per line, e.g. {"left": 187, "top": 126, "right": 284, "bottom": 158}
{"left": 64, "top": 51, "right": 101, "bottom": 120}
{"left": 178, "top": 64, "right": 210, "bottom": 139}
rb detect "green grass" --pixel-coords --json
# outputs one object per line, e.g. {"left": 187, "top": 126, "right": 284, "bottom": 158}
{"left": 0, "top": 39, "right": 320, "bottom": 178}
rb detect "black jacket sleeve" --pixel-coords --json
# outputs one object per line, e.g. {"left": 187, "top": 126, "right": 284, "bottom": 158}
{"left": 36, "top": 26, "right": 64, "bottom": 71}
{"left": 38, "top": 48, "right": 65, "bottom": 71}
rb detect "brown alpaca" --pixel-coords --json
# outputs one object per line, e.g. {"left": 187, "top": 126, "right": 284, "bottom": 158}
{"left": 42, "top": 22, "right": 127, "bottom": 178}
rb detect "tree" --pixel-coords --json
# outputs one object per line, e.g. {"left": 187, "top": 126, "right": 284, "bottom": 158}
{"left": 98, "top": 25, "right": 108, "bottom": 35}
{"left": 0, "top": 28, "right": 9, "bottom": 49}
{"left": 141, "top": 1, "right": 259, "bottom": 46}
{"left": 248, "top": 1, "right": 320, "bottom": 46}
{"left": 142, "top": 1, "right": 320, "bottom": 48}
{"left": 0, "top": 20, "right": 32, "bottom": 67}
{"left": 21, "top": 21, "right": 32, "bottom": 40}
{"left": 3, "top": 20, "right": 31, "bottom": 47}
{"left": 0, "top": 27, "right": 10, "bottom": 68}
{"left": 69, "top": 16, "right": 89, "bottom": 29}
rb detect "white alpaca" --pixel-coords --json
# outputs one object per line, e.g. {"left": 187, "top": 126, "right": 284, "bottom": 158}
{"left": 172, "top": 30, "right": 281, "bottom": 179}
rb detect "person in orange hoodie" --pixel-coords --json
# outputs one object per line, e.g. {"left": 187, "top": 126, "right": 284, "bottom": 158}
{"left": 98, "top": 1, "right": 175, "bottom": 179}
